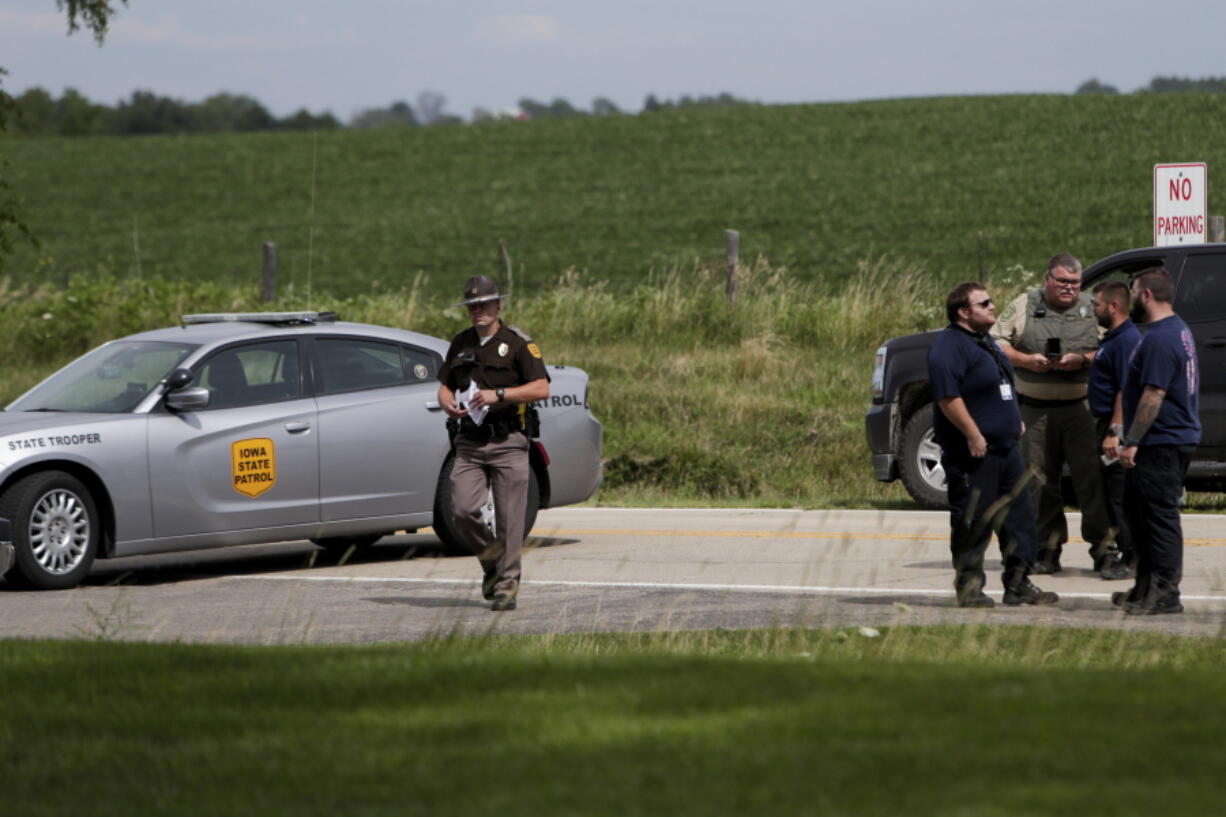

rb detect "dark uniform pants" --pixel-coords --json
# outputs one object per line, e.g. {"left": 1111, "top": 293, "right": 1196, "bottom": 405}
{"left": 1094, "top": 416, "right": 1132, "bottom": 562}
{"left": 451, "top": 432, "right": 530, "bottom": 597}
{"left": 943, "top": 447, "right": 1038, "bottom": 598}
{"left": 1123, "top": 445, "right": 1192, "bottom": 605}
{"left": 1020, "top": 400, "right": 1111, "bottom": 562}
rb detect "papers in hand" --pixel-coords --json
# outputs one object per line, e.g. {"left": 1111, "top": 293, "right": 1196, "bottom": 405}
{"left": 457, "top": 381, "right": 487, "bottom": 425}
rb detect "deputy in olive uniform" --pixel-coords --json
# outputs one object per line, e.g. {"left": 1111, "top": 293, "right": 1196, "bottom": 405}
{"left": 991, "top": 253, "right": 1118, "bottom": 577}
{"left": 437, "top": 275, "right": 550, "bottom": 611}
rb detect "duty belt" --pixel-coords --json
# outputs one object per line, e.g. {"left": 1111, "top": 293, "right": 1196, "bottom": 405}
{"left": 458, "top": 417, "right": 522, "bottom": 442}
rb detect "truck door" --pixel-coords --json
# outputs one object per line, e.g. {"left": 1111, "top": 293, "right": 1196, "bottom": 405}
{"left": 1174, "top": 250, "right": 1226, "bottom": 456}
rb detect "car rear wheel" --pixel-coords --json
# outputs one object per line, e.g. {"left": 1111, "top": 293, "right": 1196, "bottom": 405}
{"left": 899, "top": 404, "right": 949, "bottom": 510}
{"left": 1, "top": 471, "right": 99, "bottom": 590}
{"left": 433, "top": 455, "right": 541, "bottom": 557}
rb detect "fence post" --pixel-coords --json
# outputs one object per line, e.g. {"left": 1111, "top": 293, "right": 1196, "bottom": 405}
{"left": 261, "top": 242, "right": 277, "bottom": 303}
{"left": 1210, "top": 215, "right": 1225, "bottom": 243}
{"left": 498, "top": 239, "right": 513, "bottom": 296}
{"left": 725, "top": 229, "right": 739, "bottom": 302}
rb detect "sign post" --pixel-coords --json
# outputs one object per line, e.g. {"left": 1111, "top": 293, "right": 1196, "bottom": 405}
{"left": 1154, "top": 162, "right": 1207, "bottom": 246}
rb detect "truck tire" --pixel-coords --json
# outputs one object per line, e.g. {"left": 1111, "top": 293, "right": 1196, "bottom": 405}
{"left": 432, "top": 456, "right": 540, "bottom": 557}
{"left": 899, "top": 404, "right": 949, "bottom": 510}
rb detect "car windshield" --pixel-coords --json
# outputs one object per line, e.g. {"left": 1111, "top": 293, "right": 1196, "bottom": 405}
{"left": 8, "top": 340, "right": 198, "bottom": 413}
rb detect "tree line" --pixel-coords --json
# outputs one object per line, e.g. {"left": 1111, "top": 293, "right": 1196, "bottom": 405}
{"left": 7, "top": 88, "right": 340, "bottom": 136}
{"left": 3, "top": 86, "right": 758, "bottom": 137}
{"left": 1076, "top": 76, "right": 1226, "bottom": 95}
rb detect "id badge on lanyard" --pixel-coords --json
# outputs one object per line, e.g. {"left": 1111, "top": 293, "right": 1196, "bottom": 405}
{"left": 999, "top": 380, "right": 1014, "bottom": 401}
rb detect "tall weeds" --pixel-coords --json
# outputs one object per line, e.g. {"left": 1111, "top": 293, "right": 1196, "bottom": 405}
{"left": 0, "top": 257, "right": 954, "bottom": 507}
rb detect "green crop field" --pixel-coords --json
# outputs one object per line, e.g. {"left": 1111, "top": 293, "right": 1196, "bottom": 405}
{"left": 6, "top": 93, "right": 1226, "bottom": 298}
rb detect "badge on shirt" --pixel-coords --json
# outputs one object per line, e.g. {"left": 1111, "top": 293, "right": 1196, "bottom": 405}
{"left": 1000, "top": 382, "right": 1014, "bottom": 401}
{"left": 497, "top": 342, "right": 509, "bottom": 357}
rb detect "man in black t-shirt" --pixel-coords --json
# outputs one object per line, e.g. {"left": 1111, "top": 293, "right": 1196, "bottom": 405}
{"left": 1114, "top": 267, "right": 1201, "bottom": 615}
{"left": 927, "top": 282, "right": 1058, "bottom": 608}
{"left": 438, "top": 275, "right": 550, "bottom": 611}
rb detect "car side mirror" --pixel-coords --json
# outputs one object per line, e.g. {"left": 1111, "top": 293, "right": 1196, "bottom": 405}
{"left": 164, "top": 368, "right": 194, "bottom": 392}
{"left": 165, "top": 387, "right": 210, "bottom": 412}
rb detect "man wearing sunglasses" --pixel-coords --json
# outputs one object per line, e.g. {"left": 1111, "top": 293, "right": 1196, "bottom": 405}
{"left": 991, "top": 253, "right": 1121, "bottom": 579}
{"left": 928, "top": 282, "right": 1057, "bottom": 608}
{"left": 438, "top": 275, "right": 550, "bottom": 612}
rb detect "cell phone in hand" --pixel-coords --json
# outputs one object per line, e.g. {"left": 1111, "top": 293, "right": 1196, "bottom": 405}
{"left": 1045, "top": 337, "right": 1062, "bottom": 360}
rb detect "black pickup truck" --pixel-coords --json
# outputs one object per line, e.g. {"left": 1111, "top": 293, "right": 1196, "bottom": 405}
{"left": 865, "top": 244, "right": 1226, "bottom": 509}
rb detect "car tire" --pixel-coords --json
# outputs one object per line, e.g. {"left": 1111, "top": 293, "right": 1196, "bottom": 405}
{"left": 309, "top": 534, "right": 383, "bottom": 552}
{"left": 1, "top": 471, "right": 99, "bottom": 590}
{"left": 432, "top": 455, "right": 541, "bottom": 557}
{"left": 899, "top": 404, "right": 949, "bottom": 510}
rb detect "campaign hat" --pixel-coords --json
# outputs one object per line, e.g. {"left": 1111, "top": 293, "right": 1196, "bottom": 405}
{"left": 454, "top": 275, "right": 509, "bottom": 307}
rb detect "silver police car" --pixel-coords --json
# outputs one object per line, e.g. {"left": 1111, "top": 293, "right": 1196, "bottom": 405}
{"left": 0, "top": 312, "right": 603, "bottom": 589}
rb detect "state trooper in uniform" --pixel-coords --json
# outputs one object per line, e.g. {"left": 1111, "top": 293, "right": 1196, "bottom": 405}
{"left": 437, "top": 275, "right": 550, "bottom": 611}
{"left": 991, "top": 253, "right": 1121, "bottom": 578}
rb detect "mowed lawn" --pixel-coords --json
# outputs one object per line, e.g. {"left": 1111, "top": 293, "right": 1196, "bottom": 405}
{"left": 3, "top": 626, "right": 1224, "bottom": 816}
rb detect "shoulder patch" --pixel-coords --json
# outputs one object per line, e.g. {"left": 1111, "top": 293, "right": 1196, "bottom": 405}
{"left": 527, "top": 343, "right": 542, "bottom": 359}
{"left": 506, "top": 325, "right": 534, "bottom": 343}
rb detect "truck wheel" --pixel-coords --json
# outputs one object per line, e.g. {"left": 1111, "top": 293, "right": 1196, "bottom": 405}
{"left": 1, "top": 471, "right": 99, "bottom": 590}
{"left": 432, "top": 456, "right": 541, "bottom": 557}
{"left": 899, "top": 404, "right": 949, "bottom": 510}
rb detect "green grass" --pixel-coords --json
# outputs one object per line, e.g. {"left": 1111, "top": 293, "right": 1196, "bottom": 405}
{"left": 6, "top": 94, "right": 1226, "bottom": 296}
{"left": 3, "top": 626, "right": 1225, "bottom": 816}
{"left": 3, "top": 264, "right": 1226, "bottom": 510}
{"left": 0, "top": 257, "right": 948, "bottom": 508}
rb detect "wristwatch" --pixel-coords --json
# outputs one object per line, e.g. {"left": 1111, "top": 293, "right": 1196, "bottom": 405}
{"left": 1121, "top": 437, "right": 1140, "bottom": 448}
{"left": 1108, "top": 424, "right": 1124, "bottom": 438}
{"left": 495, "top": 388, "right": 506, "bottom": 403}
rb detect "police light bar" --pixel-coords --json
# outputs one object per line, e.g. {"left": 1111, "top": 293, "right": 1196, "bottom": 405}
{"left": 180, "top": 311, "right": 339, "bottom": 326}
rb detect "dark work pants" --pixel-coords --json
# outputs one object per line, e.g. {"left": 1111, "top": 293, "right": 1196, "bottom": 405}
{"left": 1094, "top": 416, "right": 1132, "bottom": 561}
{"left": 943, "top": 447, "right": 1038, "bottom": 598}
{"left": 1020, "top": 400, "right": 1112, "bottom": 563}
{"left": 1123, "top": 445, "right": 1192, "bottom": 604}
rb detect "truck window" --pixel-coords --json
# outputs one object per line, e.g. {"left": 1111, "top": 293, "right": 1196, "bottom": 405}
{"left": 1174, "top": 252, "right": 1226, "bottom": 324}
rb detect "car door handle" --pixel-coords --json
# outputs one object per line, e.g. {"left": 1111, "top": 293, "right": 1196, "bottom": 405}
{"left": 425, "top": 401, "right": 442, "bottom": 411}
{"left": 1205, "top": 338, "right": 1226, "bottom": 348}
{"left": 285, "top": 422, "right": 312, "bottom": 433}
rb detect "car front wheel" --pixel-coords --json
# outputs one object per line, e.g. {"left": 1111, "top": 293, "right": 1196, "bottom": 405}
{"left": 1, "top": 471, "right": 100, "bottom": 590}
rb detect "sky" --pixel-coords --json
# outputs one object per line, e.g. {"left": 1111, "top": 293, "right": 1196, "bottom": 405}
{"left": 2, "top": 0, "right": 1226, "bottom": 120}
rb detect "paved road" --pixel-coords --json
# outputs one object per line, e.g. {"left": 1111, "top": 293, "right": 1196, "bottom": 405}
{"left": 2, "top": 507, "right": 1225, "bottom": 643}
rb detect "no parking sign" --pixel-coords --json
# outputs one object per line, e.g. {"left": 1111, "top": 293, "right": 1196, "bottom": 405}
{"left": 1154, "top": 162, "right": 1207, "bottom": 246}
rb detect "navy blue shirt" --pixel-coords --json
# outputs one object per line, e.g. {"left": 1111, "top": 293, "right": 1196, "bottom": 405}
{"left": 1088, "top": 319, "right": 1141, "bottom": 418}
{"left": 928, "top": 325, "right": 1021, "bottom": 458}
{"left": 1122, "top": 314, "right": 1201, "bottom": 446}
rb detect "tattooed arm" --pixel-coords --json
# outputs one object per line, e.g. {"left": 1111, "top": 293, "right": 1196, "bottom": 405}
{"left": 1119, "top": 385, "right": 1167, "bottom": 469}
